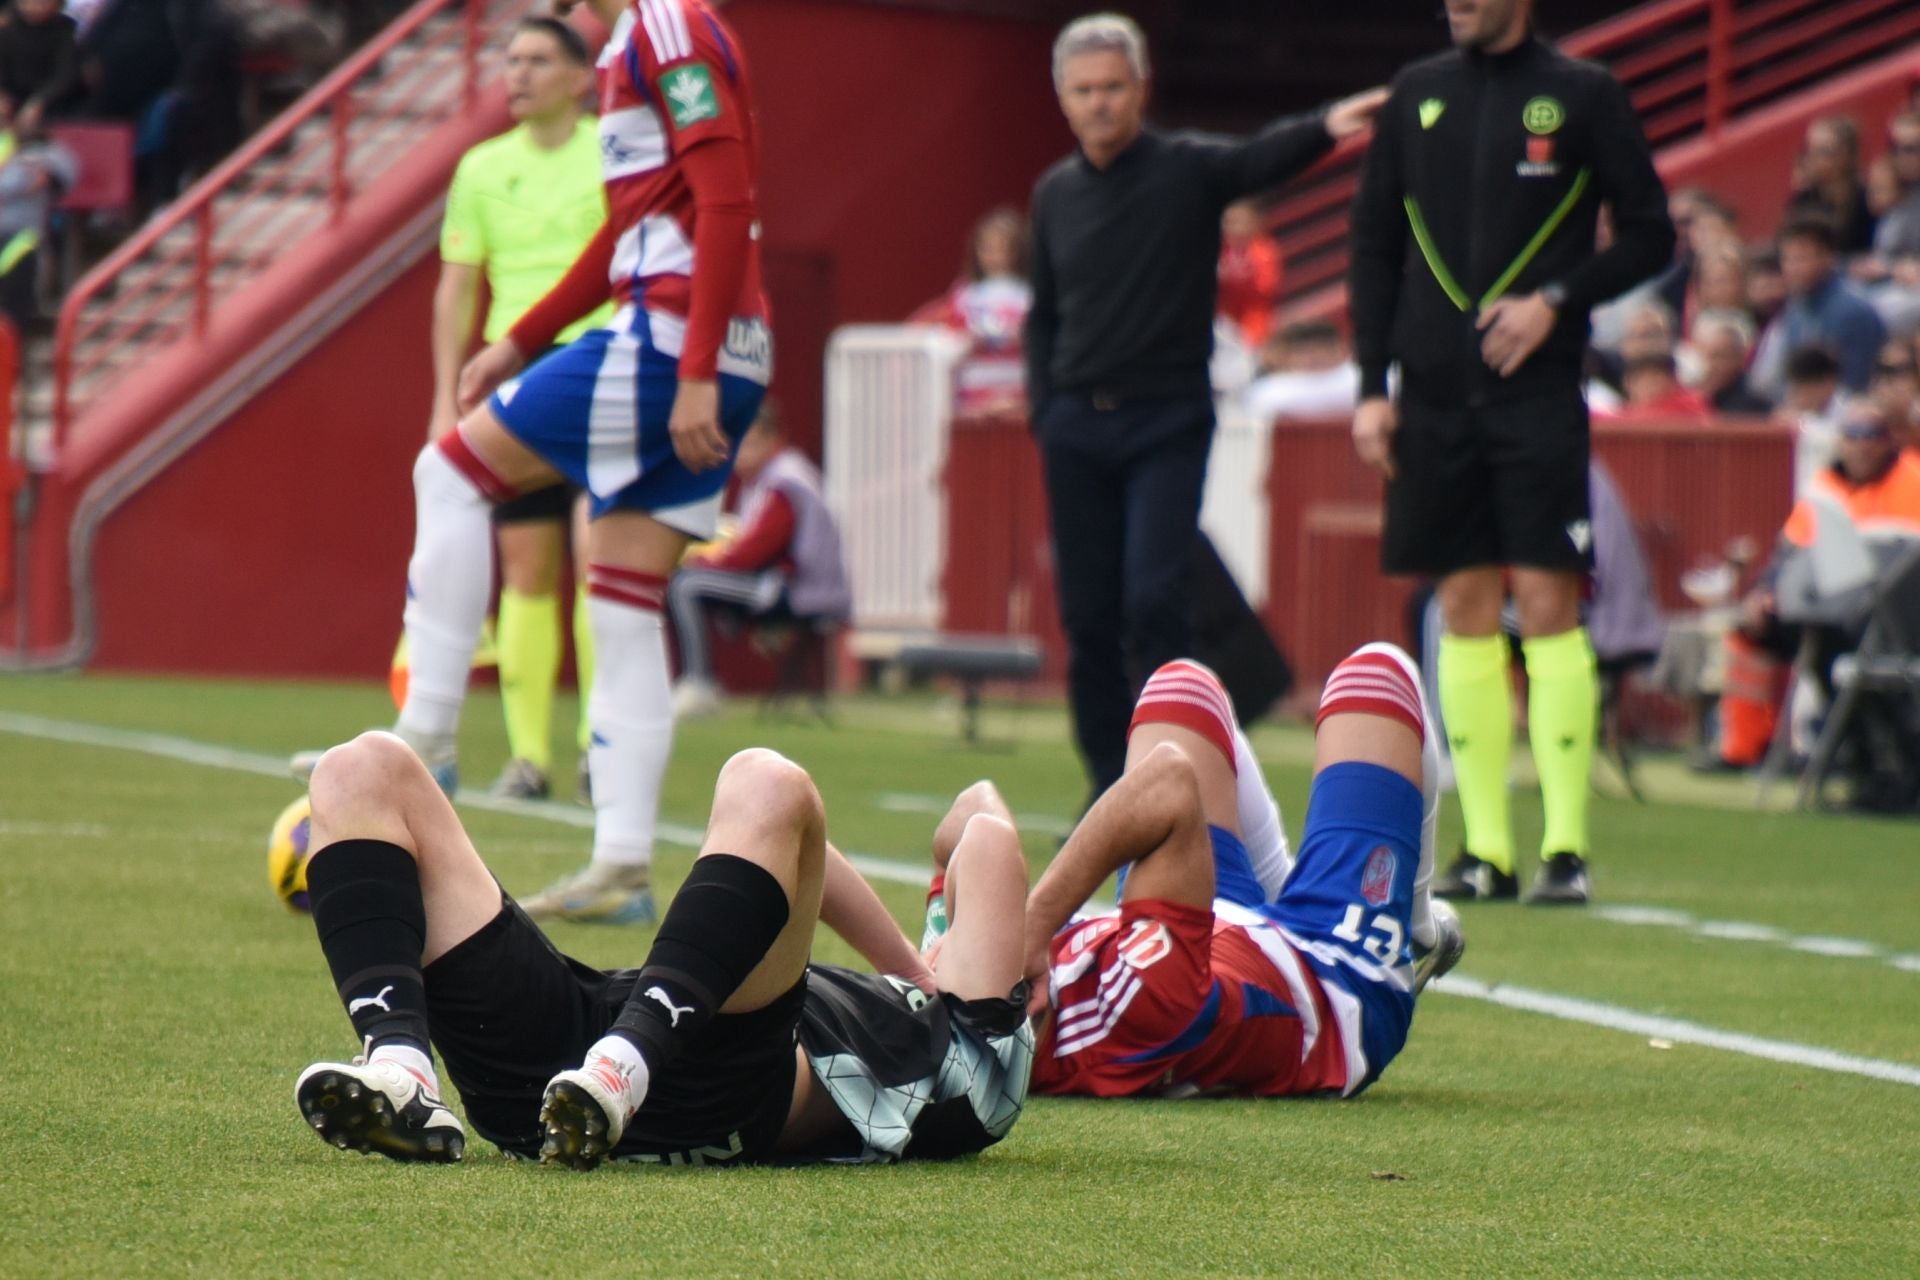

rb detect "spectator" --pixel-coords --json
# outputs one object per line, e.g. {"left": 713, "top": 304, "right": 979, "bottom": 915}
{"left": 1216, "top": 198, "right": 1282, "bottom": 349}
{"left": 1706, "top": 399, "right": 1920, "bottom": 770}
{"left": 1869, "top": 112, "right": 1920, "bottom": 262}
{"left": 666, "top": 405, "right": 851, "bottom": 720}
{"left": 1746, "top": 246, "right": 1787, "bottom": 327}
{"left": 0, "top": 0, "right": 80, "bottom": 133}
{"left": 1603, "top": 351, "right": 1710, "bottom": 424}
{"left": 1869, "top": 337, "right": 1919, "bottom": 451}
{"left": 1693, "top": 242, "right": 1749, "bottom": 316}
{"left": 1690, "top": 309, "right": 1771, "bottom": 414}
{"left": 1779, "top": 343, "right": 1845, "bottom": 495}
{"left": 1784, "top": 116, "right": 1876, "bottom": 255}
{"left": 0, "top": 115, "right": 72, "bottom": 329}
{"left": 1241, "top": 318, "right": 1358, "bottom": 422}
{"left": 911, "top": 207, "right": 1032, "bottom": 417}
{"left": 1751, "top": 215, "right": 1887, "bottom": 397}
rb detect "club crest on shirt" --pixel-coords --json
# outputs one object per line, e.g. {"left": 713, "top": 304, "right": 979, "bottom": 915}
{"left": 1517, "top": 135, "right": 1560, "bottom": 178}
{"left": 1360, "top": 844, "right": 1397, "bottom": 907}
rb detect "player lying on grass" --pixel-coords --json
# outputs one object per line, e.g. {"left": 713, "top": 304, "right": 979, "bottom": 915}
{"left": 291, "top": 736, "right": 1033, "bottom": 1167}
{"left": 975, "top": 646, "right": 1463, "bottom": 1098}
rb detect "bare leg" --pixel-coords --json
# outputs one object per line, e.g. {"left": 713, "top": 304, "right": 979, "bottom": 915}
{"left": 932, "top": 813, "right": 1028, "bottom": 1001}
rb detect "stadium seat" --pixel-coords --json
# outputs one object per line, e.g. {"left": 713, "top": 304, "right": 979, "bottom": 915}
{"left": 48, "top": 122, "right": 135, "bottom": 292}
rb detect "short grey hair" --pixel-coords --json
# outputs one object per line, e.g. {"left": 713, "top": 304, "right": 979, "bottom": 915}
{"left": 1052, "top": 13, "right": 1149, "bottom": 89}
{"left": 1691, "top": 307, "right": 1756, "bottom": 349}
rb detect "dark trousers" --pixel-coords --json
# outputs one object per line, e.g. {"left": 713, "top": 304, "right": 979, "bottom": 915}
{"left": 1038, "top": 393, "right": 1214, "bottom": 797}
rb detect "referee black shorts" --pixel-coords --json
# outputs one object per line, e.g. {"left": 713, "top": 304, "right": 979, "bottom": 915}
{"left": 491, "top": 481, "right": 582, "bottom": 526}
{"left": 1382, "top": 384, "right": 1593, "bottom": 578}
{"left": 422, "top": 897, "right": 801, "bottom": 1164}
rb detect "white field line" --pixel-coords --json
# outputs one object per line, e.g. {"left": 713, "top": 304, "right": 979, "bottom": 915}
{"left": 1590, "top": 904, "right": 1914, "bottom": 978}
{"left": 1433, "top": 976, "right": 1920, "bottom": 1088}
{"left": 3, "top": 710, "right": 1916, "bottom": 1087}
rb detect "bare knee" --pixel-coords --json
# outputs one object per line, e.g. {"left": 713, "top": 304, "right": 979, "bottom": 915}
{"left": 1511, "top": 569, "right": 1581, "bottom": 637}
{"left": 307, "top": 732, "right": 427, "bottom": 850}
{"left": 933, "top": 780, "right": 1014, "bottom": 869}
{"left": 715, "top": 748, "right": 824, "bottom": 833}
{"left": 1438, "top": 568, "right": 1505, "bottom": 637}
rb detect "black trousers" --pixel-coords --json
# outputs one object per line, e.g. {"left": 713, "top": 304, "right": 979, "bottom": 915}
{"left": 1037, "top": 393, "right": 1214, "bottom": 797}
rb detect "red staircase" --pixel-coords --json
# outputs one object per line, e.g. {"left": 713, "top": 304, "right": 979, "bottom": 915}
{"left": 1271, "top": 0, "right": 1920, "bottom": 317}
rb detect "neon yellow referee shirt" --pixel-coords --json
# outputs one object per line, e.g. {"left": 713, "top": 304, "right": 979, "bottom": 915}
{"left": 440, "top": 118, "right": 612, "bottom": 344}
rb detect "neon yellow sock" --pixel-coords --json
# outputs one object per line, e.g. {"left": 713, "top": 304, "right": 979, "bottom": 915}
{"left": 1438, "top": 632, "right": 1514, "bottom": 871}
{"left": 572, "top": 585, "right": 596, "bottom": 752}
{"left": 1522, "top": 627, "right": 1598, "bottom": 858}
{"left": 496, "top": 588, "right": 560, "bottom": 771}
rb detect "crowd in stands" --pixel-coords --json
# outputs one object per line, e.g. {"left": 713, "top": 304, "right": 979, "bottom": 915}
{"left": 0, "top": 0, "right": 410, "bottom": 335}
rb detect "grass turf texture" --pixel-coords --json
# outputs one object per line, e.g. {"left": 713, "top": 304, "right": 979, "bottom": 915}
{"left": 2, "top": 673, "right": 1917, "bottom": 1278}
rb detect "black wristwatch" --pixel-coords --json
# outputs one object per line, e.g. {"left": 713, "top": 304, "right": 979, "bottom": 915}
{"left": 1538, "top": 281, "right": 1568, "bottom": 311}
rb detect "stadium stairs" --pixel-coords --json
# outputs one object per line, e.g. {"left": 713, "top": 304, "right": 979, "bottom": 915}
{"left": 2, "top": 0, "right": 1916, "bottom": 677}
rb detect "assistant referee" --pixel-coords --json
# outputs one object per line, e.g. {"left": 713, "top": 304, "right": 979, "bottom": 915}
{"left": 1028, "top": 12, "right": 1383, "bottom": 804}
{"left": 1349, "top": 0, "right": 1672, "bottom": 905}
{"left": 435, "top": 16, "right": 612, "bottom": 803}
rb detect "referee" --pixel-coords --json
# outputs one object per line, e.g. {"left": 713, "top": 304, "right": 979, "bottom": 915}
{"left": 434, "top": 16, "right": 611, "bottom": 802}
{"left": 1028, "top": 12, "right": 1383, "bottom": 802}
{"left": 1349, "top": 0, "right": 1672, "bottom": 905}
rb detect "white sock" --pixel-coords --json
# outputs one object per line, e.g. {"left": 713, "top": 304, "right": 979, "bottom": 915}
{"left": 585, "top": 571, "right": 672, "bottom": 870}
{"left": 1232, "top": 725, "right": 1292, "bottom": 897}
{"left": 368, "top": 1042, "right": 437, "bottom": 1091}
{"left": 584, "top": 1032, "right": 651, "bottom": 1111}
{"left": 399, "top": 443, "right": 496, "bottom": 742}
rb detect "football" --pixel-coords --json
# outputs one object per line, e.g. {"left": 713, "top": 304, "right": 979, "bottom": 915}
{"left": 266, "top": 794, "right": 315, "bottom": 912}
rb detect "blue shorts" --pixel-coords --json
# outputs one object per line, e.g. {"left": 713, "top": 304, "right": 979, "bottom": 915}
{"left": 1253, "top": 762, "right": 1422, "bottom": 1094}
{"left": 489, "top": 307, "right": 771, "bottom": 537}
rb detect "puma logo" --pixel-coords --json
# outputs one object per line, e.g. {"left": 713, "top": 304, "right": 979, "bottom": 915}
{"left": 348, "top": 985, "right": 394, "bottom": 1016}
{"left": 645, "top": 985, "right": 695, "bottom": 1028}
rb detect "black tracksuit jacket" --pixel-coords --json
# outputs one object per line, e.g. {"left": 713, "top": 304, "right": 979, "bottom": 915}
{"left": 1349, "top": 34, "right": 1674, "bottom": 407}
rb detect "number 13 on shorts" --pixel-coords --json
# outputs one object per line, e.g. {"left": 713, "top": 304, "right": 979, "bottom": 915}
{"left": 1332, "top": 905, "right": 1405, "bottom": 965}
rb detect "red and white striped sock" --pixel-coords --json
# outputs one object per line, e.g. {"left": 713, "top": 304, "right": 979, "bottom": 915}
{"left": 1316, "top": 649, "right": 1426, "bottom": 744}
{"left": 398, "top": 435, "right": 513, "bottom": 742}
{"left": 1130, "top": 659, "right": 1238, "bottom": 770}
{"left": 584, "top": 564, "right": 673, "bottom": 871}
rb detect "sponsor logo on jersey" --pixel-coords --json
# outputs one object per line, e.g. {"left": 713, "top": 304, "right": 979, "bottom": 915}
{"left": 1517, "top": 135, "right": 1560, "bottom": 178}
{"left": 599, "top": 105, "right": 668, "bottom": 180}
{"left": 1418, "top": 98, "right": 1445, "bottom": 130}
{"left": 663, "top": 63, "right": 720, "bottom": 128}
{"left": 1360, "top": 844, "right": 1396, "bottom": 907}
{"left": 1523, "top": 95, "right": 1565, "bottom": 135}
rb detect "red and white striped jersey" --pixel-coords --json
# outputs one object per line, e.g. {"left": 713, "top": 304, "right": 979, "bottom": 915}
{"left": 1031, "top": 898, "right": 1351, "bottom": 1098}
{"left": 595, "top": 0, "right": 767, "bottom": 329}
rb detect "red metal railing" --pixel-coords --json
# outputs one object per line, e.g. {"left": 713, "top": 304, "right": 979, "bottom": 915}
{"left": 0, "top": 316, "right": 17, "bottom": 603}
{"left": 1270, "top": 0, "right": 1920, "bottom": 310}
{"left": 51, "top": 0, "right": 524, "bottom": 445}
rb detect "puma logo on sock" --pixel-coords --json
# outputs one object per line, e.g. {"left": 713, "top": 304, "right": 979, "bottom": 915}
{"left": 348, "top": 985, "right": 395, "bottom": 1015}
{"left": 644, "top": 985, "right": 695, "bottom": 1028}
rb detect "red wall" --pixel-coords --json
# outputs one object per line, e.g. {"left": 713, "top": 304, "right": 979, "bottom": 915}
{"left": 729, "top": 0, "right": 1067, "bottom": 458}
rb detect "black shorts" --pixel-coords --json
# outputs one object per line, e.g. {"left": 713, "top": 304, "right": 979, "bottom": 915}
{"left": 492, "top": 481, "right": 582, "bottom": 526}
{"left": 796, "top": 965, "right": 1033, "bottom": 1163}
{"left": 422, "top": 898, "right": 800, "bottom": 1164}
{"left": 1382, "top": 386, "right": 1592, "bottom": 577}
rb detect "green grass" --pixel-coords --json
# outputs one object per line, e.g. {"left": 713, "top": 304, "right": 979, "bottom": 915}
{"left": 2, "top": 673, "right": 1917, "bottom": 1278}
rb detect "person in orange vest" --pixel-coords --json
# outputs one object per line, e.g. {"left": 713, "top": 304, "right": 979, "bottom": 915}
{"left": 1706, "top": 398, "right": 1920, "bottom": 769}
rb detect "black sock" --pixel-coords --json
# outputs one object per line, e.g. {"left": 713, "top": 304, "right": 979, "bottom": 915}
{"left": 608, "top": 853, "right": 790, "bottom": 1074}
{"left": 307, "top": 839, "right": 432, "bottom": 1054}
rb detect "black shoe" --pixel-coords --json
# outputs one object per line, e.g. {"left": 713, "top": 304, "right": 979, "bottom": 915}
{"left": 1524, "top": 851, "right": 1592, "bottom": 905}
{"left": 1432, "top": 851, "right": 1519, "bottom": 901}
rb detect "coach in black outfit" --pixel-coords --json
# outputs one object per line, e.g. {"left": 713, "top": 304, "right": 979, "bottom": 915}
{"left": 1349, "top": 0, "right": 1672, "bottom": 906}
{"left": 1027, "top": 12, "right": 1384, "bottom": 800}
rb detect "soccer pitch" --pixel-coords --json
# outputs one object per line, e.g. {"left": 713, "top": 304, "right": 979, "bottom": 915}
{"left": 2, "top": 673, "right": 1916, "bottom": 1278}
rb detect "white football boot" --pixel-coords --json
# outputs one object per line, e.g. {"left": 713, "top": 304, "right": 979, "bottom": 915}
{"left": 295, "top": 1046, "right": 465, "bottom": 1164}
{"left": 538, "top": 1051, "right": 644, "bottom": 1171}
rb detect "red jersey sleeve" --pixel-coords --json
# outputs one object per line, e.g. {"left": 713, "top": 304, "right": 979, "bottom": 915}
{"left": 702, "top": 489, "right": 794, "bottom": 571}
{"left": 630, "top": 0, "right": 748, "bottom": 152}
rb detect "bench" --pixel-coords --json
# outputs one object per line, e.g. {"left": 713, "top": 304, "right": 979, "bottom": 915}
{"left": 894, "top": 634, "right": 1045, "bottom": 743}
